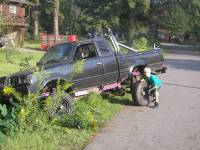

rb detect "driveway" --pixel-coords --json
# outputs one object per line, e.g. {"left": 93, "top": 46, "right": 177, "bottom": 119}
{"left": 84, "top": 51, "right": 200, "bottom": 150}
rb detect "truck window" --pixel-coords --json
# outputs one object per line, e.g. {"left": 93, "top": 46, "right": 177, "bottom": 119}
{"left": 105, "top": 37, "right": 115, "bottom": 52}
{"left": 96, "top": 40, "right": 113, "bottom": 56}
{"left": 74, "top": 43, "right": 97, "bottom": 60}
{"left": 39, "top": 43, "right": 73, "bottom": 65}
{"left": 105, "top": 36, "right": 134, "bottom": 54}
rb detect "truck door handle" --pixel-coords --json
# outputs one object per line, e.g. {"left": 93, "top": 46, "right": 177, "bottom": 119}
{"left": 97, "top": 62, "right": 102, "bottom": 65}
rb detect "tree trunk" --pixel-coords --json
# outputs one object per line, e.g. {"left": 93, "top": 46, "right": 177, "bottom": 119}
{"left": 54, "top": 0, "right": 59, "bottom": 35}
{"left": 18, "top": 27, "right": 25, "bottom": 47}
{"left": 34, "top": 0, "right": 39, "bottom": 41}
{"left": 34, "top": 11, "right": 39, "bottom": 41}
{"left": 127, "top": 20, "right": 136, "bottom": 46}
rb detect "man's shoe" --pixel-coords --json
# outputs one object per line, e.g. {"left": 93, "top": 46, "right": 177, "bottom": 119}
{"left": 154, "top": 102, "right": 159, "bottom": 108}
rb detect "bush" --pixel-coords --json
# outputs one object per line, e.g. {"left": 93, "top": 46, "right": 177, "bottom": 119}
{"left": 132, "top": 36, "right": 149, "bottom": 51}
{"left": 0, "top": 104, "right": 17, "bottom": 137}
{"left": 0, "top": 79, "right": 73, "bottom": 148}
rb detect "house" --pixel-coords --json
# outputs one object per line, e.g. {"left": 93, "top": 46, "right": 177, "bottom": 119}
{"left": 0, "top": 0, "right": 33, "bottom": 47}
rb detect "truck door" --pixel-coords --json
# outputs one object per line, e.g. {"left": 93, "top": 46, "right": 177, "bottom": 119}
{"left": 72, "top": 42, "right": 104, "bottom": 90}
{"left": 95, "top": 39, "right": 119, "bottom": 84}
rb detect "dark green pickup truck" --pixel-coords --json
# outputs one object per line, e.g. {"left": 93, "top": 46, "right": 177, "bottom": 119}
{"left": 0, "top": 34, "right": 167, "bottom": 112}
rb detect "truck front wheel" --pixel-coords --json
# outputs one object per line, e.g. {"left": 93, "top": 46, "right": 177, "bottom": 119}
{"left": 131, "top": 81, "right": 149, "bottom": 106}
{"left": 49, "top": 91, "right": 75, "bottom": 117}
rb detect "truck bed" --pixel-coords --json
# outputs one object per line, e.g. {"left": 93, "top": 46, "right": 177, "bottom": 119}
{"left": 116, "top": 48, "right": 165, "bottom": 80}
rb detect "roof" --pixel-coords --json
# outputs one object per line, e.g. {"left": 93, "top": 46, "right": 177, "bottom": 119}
{"left": 0, "top": 0, "right": 34, "bottom": 6}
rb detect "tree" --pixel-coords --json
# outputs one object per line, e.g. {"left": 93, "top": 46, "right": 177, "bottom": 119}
{"left": 27, "top": 0, "right": 40, "bottom": 40}
{"left": 150, "top": 0, "right": 190, "bottom": 42}
{"left": 74, "top": 0, "right": 120, "bottom": 33}
{"left": 181, "top": 0, "right": 200, "bottom": 39}
{"left": 59, "top": 0, "right": 88, "bottom": 35}
{"left": 164, "top": 6, "right": 190, "bottom": 35}
{"left": 0, "top": 15, "right": 5, "bottom": 36}
{"left": 38, "top": 0, "right": 53, "bottom": 33}
{"left": 118, "top": 0, "right": 150, "bottom": 45}
{"left": 73, "top": 0, "right": 150, "bottom": 46}
{"left": 34, "top": 0, "right": 40, "bottom": 41}
{"left": 25, "top": 0, "right": 199, "bottom": 43}
{"left": 54, "top": 0, "right": 59, "bottom": 35}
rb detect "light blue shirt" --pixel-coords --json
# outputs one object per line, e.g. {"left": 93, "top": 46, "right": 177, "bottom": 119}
{"left": 146, "top": 74, "right": 162, "bottom": 87}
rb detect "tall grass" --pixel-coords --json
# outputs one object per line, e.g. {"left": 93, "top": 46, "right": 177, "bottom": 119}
{"left": 1, "top": 93, "right": 131, "bottom": 150}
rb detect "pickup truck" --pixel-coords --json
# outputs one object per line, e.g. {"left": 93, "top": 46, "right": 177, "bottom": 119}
{"left": 0, "top": 34, "right": 167, "bottom": 113}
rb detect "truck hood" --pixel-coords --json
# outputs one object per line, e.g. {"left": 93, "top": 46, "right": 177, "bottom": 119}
{"left": 9, "top": 62, "right": 67, "bottom": 78}
{"left": 10, "top": 68, "right": 35, "bottom": 77}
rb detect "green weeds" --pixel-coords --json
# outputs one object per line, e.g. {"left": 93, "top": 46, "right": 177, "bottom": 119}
{"left": 0, "top": 91, "right": 128, "bottom": 150}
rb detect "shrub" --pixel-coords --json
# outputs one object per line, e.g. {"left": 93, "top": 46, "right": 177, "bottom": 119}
{"left": 0, "top": 71, "right": 52, "bottom": 135}
{"left": 0, "top": 104, "right": 17, "bottom": 138}
{"left": 19, "top": 56, "right": 32, "bottom": 71}
{"left": 132, "top": 36, "right": 148, "bottom": 51}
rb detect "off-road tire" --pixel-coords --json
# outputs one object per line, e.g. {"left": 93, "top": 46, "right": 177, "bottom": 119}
{"left": 131, "top": 81, "right": 149, "bottom": 106}
{"left": 51, "top": 91, "right": 75, "bottom": 116}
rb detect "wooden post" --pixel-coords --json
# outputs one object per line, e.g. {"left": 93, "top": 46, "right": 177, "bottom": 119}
{"left": 18, "top": 27, "right": 25, "bottom": 47}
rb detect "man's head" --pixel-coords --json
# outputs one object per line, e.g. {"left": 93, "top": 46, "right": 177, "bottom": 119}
{"left": 77, "top": 47, "right": 86, "bottom": 59}
{"left": 144, "top": 67, "right": 151, "bottom": 78}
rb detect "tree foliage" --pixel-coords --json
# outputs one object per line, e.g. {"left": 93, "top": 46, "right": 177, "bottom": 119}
{"left": 26, "top": 0, "right": 200, "bottom": 42}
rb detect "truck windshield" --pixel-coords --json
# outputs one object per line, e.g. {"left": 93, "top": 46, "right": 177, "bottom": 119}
{"left": 39, "top": 43, "right": 73, "bottom": 65}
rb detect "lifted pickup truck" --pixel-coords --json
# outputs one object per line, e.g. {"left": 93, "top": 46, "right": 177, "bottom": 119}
{"left": 0, "top": 34, "right": 167, "bottom": 112}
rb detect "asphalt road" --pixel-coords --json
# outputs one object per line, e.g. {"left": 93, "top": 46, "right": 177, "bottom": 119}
{"left": 84, "top": 51, "right": 200, "bottom": 150}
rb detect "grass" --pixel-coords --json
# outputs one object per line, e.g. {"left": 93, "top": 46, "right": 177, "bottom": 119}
{"left": 23, "top": 41, "right": 41, "bottom": 50}
{"left": 1, "top": 93, "right": 131, "bottom": 150}
{"left": 0, "top": 48, "right": 44, "bottom": 76}
{"left": 2, "top": 127, "right": 92, "bottom": 150}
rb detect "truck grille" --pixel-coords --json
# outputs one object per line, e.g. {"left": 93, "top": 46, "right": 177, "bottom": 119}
{"left": 10, "top": 77, "right": 20, "bottom": 86}
{"left": 0, "top": 77, "right": 6, "bottom": 85}
{"left": 6, "top": 76, "right": 29, "bottom": 87}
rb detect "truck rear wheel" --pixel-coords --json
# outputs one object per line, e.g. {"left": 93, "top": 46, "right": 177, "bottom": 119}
{"left": 131, "top": 81, "right": 149, "bottom": 106}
